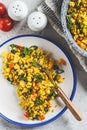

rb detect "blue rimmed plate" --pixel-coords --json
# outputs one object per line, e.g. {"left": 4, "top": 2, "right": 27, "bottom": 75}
{"left": 0, "top": 34, "right": 77, "bottom": 127}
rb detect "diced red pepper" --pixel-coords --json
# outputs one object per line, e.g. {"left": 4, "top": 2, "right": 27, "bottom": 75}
{"left": 40, "top": 115, "right": 45, "bottom": 120}
{"left": 17, "top": 45, "right": 22, "bottom": 50}
{"left": 48, "top": 61, "right": 53, "bottom": 69}
{"left": 57, "top": 75, "right": 61, "bottom": 81}
{"left": 58, "top": 58, "right": 66, "bottom": 65}
{"left": 9, "top": 62, "right": 14, "bottom": 69}
{"left": 7, "top": 55, "right": 13, "bottom": 61}
{"left": 24, "top": 111, "right": 29, "bottom": 118}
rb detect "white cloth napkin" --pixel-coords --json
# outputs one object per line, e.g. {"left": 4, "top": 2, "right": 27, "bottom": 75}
{"left": 38, "top": 0, "right": 87, "bottom": 72}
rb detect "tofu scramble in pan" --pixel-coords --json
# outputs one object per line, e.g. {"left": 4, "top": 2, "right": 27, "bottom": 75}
{"left": 2, "top": 44, "right": 66, "bottom": 120}
{"left": 67, "top": 0, "right": 87, "bottom": 51}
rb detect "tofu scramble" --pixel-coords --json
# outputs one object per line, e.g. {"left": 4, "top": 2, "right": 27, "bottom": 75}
{"left": 67, "top": 0, "right": 87, "bottom": 51}
{"left": 2, "top": 44, "right": 66, "bottom": 120}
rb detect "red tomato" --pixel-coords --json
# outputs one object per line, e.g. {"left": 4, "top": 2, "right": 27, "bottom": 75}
{"left": 0, "top": 3, "right": 6, "bottom": 16}
{"left": 0, "top": 16, "right": 14, "bottom": 31}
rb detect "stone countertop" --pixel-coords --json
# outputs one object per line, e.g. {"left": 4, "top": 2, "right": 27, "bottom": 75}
{"left": 0, "top": 0, "right": 87, "bottom": 130}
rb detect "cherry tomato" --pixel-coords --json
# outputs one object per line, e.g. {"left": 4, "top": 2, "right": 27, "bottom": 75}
{"left": 0, "top": 16, "right": 14, "bottom": 32}
{"left": 0, "top": 2, "right": 6, "bottom": 16}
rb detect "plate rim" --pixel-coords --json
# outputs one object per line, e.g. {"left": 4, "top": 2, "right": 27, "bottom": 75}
{"left": 0, "top": 34, "right": 77, "bottom": 127}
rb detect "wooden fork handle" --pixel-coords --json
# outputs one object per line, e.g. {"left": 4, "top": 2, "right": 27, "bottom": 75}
{"left": 58, "top": 87, "right": 82, "bottom": 121}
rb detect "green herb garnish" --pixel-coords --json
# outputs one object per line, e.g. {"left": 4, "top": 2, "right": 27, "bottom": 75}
{"left": 34, "top": 74, "right": 43, "bottom": 82}
{"left": 35, "top": 97, "right": 44, "bottom": 105}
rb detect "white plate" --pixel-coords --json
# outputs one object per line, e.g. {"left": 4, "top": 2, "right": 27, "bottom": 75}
{"left": 0, "top": 34, "right": 77, "bottom": 127}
